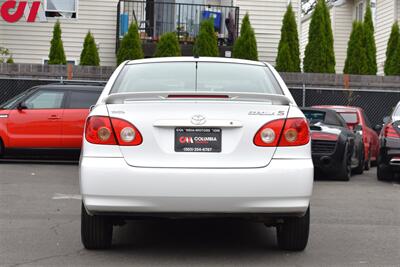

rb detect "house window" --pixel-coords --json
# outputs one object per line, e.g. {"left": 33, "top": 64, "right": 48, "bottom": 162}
{"left": 45, "top": 0, "right": 77, "bottom": 19}
{"left": 355, "top": 1, "right": 364, "bottom": 21}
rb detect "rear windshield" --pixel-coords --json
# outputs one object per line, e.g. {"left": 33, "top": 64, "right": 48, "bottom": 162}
{"left": 111, "top": 62, "right": 283, "bottom": 95}
{"left": 339, "top": 112, "right": 359, "bottom": 124}
{"left": 303, "top": 110, "right": 326, "bottom": 124}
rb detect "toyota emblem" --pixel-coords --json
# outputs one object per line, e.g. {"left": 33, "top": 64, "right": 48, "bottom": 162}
{"left": 191, "top": 115, "right": 207, "bottom": 125}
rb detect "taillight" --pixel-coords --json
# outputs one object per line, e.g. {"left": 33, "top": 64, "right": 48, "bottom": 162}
{"left": 85, "top": 116, "right": 117, "bottom": 145}
{"left": 254, "top": 118, "right": 310, "bottom": 147}
{"left": 110, "top": 118, "right": 143, "bottom": 146}
{"left": 311, "top": 132, "right": 339, "bottom": 141}
{"left": 383, "top": 123, "right": 399, "bottom": 138}
{"left": 85, "top": 116, "right": 142, "bottom": 146}
{"left": 254, "top": 119, "right": 285, "bottom": 147}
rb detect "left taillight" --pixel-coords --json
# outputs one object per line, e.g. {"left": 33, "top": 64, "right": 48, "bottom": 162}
{"left": 85, "top": 116, "right": 143, "bottom": 146}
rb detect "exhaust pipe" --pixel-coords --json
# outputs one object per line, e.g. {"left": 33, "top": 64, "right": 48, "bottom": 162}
{"left": 390, "top": 157, "right": 400, "bottom": 166}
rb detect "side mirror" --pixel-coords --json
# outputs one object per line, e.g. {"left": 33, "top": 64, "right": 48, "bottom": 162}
{"left": 17, "top": 102, "right": 27, "bottom": 110}
{"left": 383, "top": 116, "right": 390, "bottom": 124}
{"left": 374, "top": 124, "right": 382, "bottom": 132}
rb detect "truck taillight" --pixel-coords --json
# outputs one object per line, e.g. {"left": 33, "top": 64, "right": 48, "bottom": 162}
{"left": 85, "top": 116, "right": 142, "bottom": 146}
{"left": 254, "top": 118, "right": 310, "bottom": 147}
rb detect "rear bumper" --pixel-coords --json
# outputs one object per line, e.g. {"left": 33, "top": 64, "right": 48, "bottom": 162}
{"left": 80, "top": 157, "right": 313, "bottom": 215}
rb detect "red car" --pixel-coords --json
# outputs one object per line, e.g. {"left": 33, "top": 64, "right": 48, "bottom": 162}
{"left": 313, "top": 106, "right": 380, "bottom": 170}
{"left": 0, "top": 84, "right": 102, "bottom": 159}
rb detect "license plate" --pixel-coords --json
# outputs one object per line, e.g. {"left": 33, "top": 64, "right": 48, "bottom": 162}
{"left": 175, "top": 128, "right": 222, "bottom": 153}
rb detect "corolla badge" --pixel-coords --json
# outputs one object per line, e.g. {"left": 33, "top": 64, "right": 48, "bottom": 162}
{"left": 191, "top": 115, "right": 207, "bottom": 125}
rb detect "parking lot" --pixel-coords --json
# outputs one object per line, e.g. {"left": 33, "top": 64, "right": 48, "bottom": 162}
{"left": 0, "top": 163, "right": 398, "bottom": 266}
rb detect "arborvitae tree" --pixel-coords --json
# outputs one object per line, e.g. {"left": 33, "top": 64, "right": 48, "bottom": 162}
{"left": 48, "top": 20, "right": 67, "bottom": 65}
{"left": 384, "top": 22, "right": 400, "bottom": 75}
{"left": 117, "top": 23, "right": 144, "bottom": 65}
{"left": 80, "top": 31, "right": 100, "bottom": 66}
{"left": 193, "top": 19, "right": 219, "bottom": 57}
{"left": 303, "top": 0, "right": 336, "bottom": 73}
{"left": 343, "top": 22, "right": 368, "bottom": 74}
{"left": 154, "top": 32, "right": 181, "bottom": 57}
{"left": 276, "top": 43, "right": 293, "bottom": 72}
{"left": 232, "top": 13, "right": 258, "bottom": 61}
{"left": 275, "top": 3, "right": 300, "bottom": 72}
{"left": 364, "top": 1, "right": 377, "bottom": 74}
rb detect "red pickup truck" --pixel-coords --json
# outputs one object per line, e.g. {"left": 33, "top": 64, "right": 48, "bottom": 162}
{"left": 313, "top": 105, "right": 380, "bottom": 170}
{"left": 0, "top": 84, "right": 102, "bottom": 159}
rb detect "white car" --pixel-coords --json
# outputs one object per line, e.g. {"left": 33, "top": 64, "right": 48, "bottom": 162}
{"left": 80, "top": 57, "right": 313, "bottom": 251}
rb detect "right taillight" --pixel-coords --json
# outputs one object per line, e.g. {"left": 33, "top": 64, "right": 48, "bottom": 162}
{"left": 383, "top": 123, "right": 399, "bottom": 138}
{"left": 85, "top": 116, "right": 143, "bottom": 146}
{"left": 254, "top": 118, "right": 310, "bottom": 147}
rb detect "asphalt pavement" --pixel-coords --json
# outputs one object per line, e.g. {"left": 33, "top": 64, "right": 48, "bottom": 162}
{"left": 1, "top": 163, "right": 399, "bottom": 266}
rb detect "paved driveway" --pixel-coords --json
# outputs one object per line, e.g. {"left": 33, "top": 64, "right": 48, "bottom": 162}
{"left": 1, "top": 163, "right": 399, "bottom": 266}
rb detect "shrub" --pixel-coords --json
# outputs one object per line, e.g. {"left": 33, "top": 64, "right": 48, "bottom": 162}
{"left": 303, "top": 0, "right": 335, "bottom": 73}
{"left": 117, "top": 23, "right": 144, "bottom": 65}
{"left": 275, "top": 3, "right": 300, "bottom": 72}
{"left": 343, "top": 22, "right": 368, "bottom": 74}
{"left": 48, "top": 20, "right": 67, "bottom": 65}
{"left": 384, "top": 22, "right": 400, "bottom": 75}
{"left": 6, "top": 56, "right": 14, "bottom": 64}
{"left": 80, "top": 31, "right": 100, "bottom": 66}
{"left": 154, "top": 32, "right": 181, "bottom": 57}
{"left": 193, "top": 19, "right": 219, "bottom": 57}
{"left": 364, "top": 1, "right": 377, "bottom": 75}
{"left": 232, "top": 13, "right": 258, "bottom": 61}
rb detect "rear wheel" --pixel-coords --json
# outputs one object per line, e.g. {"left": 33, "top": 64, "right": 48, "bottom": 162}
{"left": 81, "top": 203, "right": 113, "bottom": 250}
{"left": 0, "top": 138, "right": 4, "bottom": 158}
{"left": 276, "top": 207, "right": 310, "bottom": 251}
{"left": 337, "top": 143, "right": 351, "bottom": 181}
{"left": 377, "top": 163, "right": 393, "bottom": 181}
{"left": 353, "top": 145, "right": 364, "bottom": 175}
{"left": 364, "top": 148, "right": 371, "bottom": 170}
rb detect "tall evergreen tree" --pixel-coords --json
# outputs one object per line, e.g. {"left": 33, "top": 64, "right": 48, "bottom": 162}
{"left": 48, "top": 20, "right": 67, "bottom": 65}
{"left": 303, "top": 0, "right": 336, "bottom": 73}
{"left": 275, "top": 3, "right": 300, "bottom": 72}
{"left": 80, "top": 31, "right": 100, "bottom": 66}
{"left": 117, "top": 23, "right": 144, "bottom": 65}
{"left": 154, "top": 32, "right": 181, "bottom": 57}
{"left": 232, "top": 13, "right": 258, "bottom": 61}
{"left": 193, "top": 19, "right": 219, "bottom": 57}
{"left": 364, "top": 1, "right": 377, "bottom": 74}
{"left": 384, "top": 22, "right": 400, "bottom": 75}
{"left": 343, "top": 22, "right": 368, "bottom": 74}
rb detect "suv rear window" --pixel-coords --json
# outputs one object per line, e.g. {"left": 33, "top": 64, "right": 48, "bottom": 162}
{"left": 111, "top": 62, "right": 283, "bottom": 95}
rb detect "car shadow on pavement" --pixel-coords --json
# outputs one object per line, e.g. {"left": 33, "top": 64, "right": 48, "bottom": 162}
{"left": 109, "top": 220, "right": 281, "bottom": 254}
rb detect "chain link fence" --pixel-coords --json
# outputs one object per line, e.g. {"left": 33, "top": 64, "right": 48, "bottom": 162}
{"left": 289, "top": 87, "right": 400, "bottom": 127}
{"left": 0, "top": 77, "right": 398, "bottom": 127}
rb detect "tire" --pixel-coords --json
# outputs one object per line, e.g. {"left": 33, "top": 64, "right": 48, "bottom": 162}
{"left": 377, "top": 163, "right": 393, "bottom": 181}
{"left": 0, "top": 138, "right": 4, "bottom": 158}
{"left": 353, "top": 146, "right": 364, "bottom": 175}
{"left": 364, "top": 148, "right": 371, "bottom": 171}
{"left": 81, "top": 203, "right": 113, "bottom": 250}
{"left": 337, "top": 143, "right": 352, "bottom": 181}
{"left": 276, "top": 207, "right": 310, "bottom": 251}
